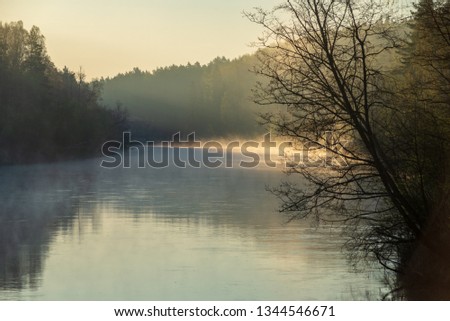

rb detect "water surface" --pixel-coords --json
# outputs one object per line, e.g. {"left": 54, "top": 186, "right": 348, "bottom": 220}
{"left": 0, "top": 149, "right": 382, "bottom": 300}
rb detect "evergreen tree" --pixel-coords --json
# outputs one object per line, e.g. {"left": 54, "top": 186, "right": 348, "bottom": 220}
{"left": 0, "top": 21, "right": 128, "bottom": 164}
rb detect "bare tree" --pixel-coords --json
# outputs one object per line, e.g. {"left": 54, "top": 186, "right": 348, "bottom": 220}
{"left": 246, "top": 0, "right": 449, "bottom": 299}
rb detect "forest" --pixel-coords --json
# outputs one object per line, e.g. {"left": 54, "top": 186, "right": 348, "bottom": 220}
{"left": 100, "top": 56, "right": 267, "bottom": 140}
{"left": 0, "top": 21, "right": 269, "bottom": 165}
{"left": 0, "top": 21, "right": 127, "bottom": 164}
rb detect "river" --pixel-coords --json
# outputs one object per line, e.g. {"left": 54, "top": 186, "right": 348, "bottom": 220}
{"left": 0, "top": 148, "right": 383, "bottom": 300}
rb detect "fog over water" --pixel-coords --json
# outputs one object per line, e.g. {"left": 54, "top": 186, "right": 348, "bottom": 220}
{"left": 0, "top": 149, "right": 383, "bottom": 300}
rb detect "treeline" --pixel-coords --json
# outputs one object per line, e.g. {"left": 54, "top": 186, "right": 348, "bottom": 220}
{"left": 101, "top": 56, "right": 267, "bottom": 140}
{"left": 0, "top": 21, "right": 127, "bottom": 164}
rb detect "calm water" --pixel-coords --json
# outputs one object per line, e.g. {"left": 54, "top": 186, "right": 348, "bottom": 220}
{"left": 0, "top": 148, "right": 383, "bottom": 300}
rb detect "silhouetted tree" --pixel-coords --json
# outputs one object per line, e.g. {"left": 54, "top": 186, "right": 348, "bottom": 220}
{"left": 246, "top": 0, "right": 449, "bottom": 299}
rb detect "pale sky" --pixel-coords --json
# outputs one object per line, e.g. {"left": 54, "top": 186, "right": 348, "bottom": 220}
{"left": 1, "top": 0, "right": 279, "bottom": 79}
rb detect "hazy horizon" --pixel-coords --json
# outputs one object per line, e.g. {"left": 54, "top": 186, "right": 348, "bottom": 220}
{"left": 1, "top": 0, "right": 280, "bottom": 80}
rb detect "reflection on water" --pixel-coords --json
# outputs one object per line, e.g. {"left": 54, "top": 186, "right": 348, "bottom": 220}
{"left": 0, "top": 149, "right": 383, "bottom": 300}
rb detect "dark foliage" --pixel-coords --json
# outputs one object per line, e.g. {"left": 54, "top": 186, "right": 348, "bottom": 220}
{"left": 0, "top": 21, "right": 127, "bottom": 164}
